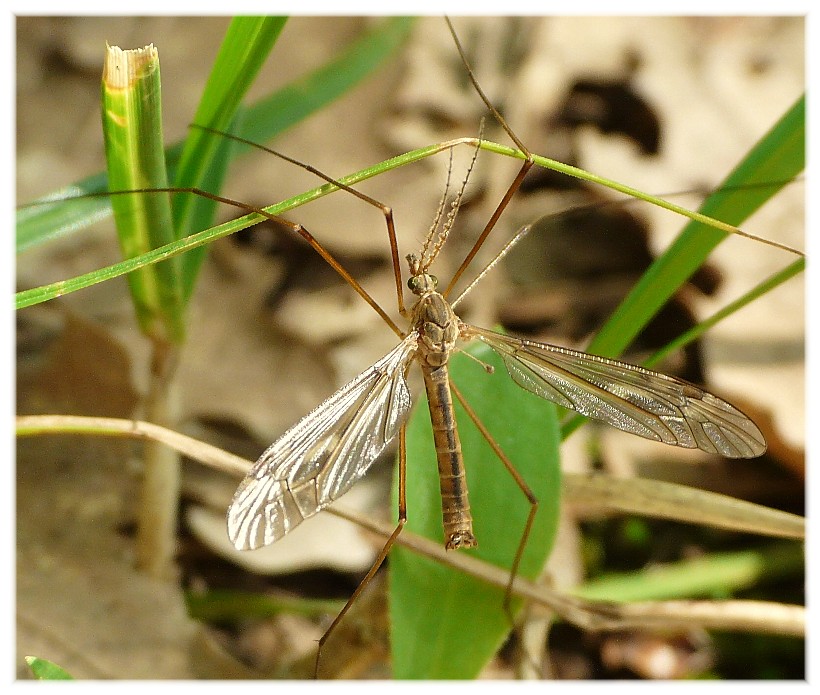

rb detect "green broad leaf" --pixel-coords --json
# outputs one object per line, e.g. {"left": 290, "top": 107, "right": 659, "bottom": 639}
{"left": 390, "top": 338, "right": 561, "bottom": 679}
{"left": 25, "top": 656, "right": 74, "bottom": 680}
{"left": 101, "top": 44, "right": 185, "bottom": 344}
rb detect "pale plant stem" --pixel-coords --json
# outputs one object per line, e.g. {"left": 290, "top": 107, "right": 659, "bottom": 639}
{"left": 15, "top": 414, "right": 805, "bottom": 636}
{"left": 135, "top": 339, "right": 181, "bottom": 578}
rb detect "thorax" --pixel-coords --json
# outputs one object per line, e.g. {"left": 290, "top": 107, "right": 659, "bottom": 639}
{"left": 411, "top": 290, "right": 459, "bottom": 368}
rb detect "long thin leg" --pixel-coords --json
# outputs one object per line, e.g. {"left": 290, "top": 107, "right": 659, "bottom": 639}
{"left": 443, "top": 160, "right": 532, "bottom": 298}
{"left": 449, "top": 382, "right": 539, "bottom": 619}
{"left": 442, "top": 17, "right": 535, "bottom": 299}
{"left": 75, "top": 185, "right": 405, "bottom": 337}
{"left": 314, "top": 423, "right": 408, "bottom": 679}
{"left": 450, "top": 381, "right": 545, "bottom": 675}
{"left": 451, "top": 223, "right": 533, "bottom": 310}
{"left": 191, "top": 124, "right": 408, "bottom": 316}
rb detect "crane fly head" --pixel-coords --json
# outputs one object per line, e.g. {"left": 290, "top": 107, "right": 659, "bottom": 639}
{"left": 406, "top": 253, "right": 438, "bottom": 296}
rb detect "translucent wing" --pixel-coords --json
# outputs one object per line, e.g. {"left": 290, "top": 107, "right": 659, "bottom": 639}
{"left": 469, "top": 325, "right": 766, "bottom": 458}
{"left": 228, "top": 333, "right": 418, "bottom": 550}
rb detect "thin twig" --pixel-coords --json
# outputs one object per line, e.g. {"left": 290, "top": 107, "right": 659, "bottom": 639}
{"left": 16, "top": 414, "right": 805, "bottom": 637}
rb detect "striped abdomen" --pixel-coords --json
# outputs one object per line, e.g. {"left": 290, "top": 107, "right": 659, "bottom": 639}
{"left": 421, "top": 362, "right": 476, "bottom": 549}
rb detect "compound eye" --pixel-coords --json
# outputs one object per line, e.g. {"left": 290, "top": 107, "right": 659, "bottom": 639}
{"left": 408, "top": 272, "right": 438, "bottom": 293}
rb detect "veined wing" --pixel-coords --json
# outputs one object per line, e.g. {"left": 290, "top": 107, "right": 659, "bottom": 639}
{"left": 228, "top": 333, "right": 418, "bottom": 550}
{"left": 468, "top": 325, "right": 766, "bottom": 458}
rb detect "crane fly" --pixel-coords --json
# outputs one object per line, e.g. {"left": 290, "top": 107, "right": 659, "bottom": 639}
{"left": 226, "top": 23, "right": 769, "bottom": 556}
{"left": 16, "top": 16, "right": 799, "bottom": 679}
{"left": 219, "top": 19, "right": 794, "bottom": 675}
{"left": 226, "top": 239, "right": 768, "bottom": 551}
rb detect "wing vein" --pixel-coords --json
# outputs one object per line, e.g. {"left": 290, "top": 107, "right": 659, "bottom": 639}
{"left": 468, "top": 325, "right": 765, "bottom": 458}
{"left": 227, "top": 333, "right": 418, "bottom": 550}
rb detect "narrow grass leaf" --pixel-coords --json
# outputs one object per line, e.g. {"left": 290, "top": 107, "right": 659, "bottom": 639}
{"left": 14, "top": 141, "right": 447, "bottom": 310}
{"left": 16, "top": 174, "right": 111, "bottom": 252}
{"left": 101, "top": 44, "right": 184, "bottom": 343}
{"left": 236, "top": 17, "right": 417, "bottom": 147}
{"left": 563, "top": 474, "right": 805, "bottom": 539}
{"left": 170, "top": 17, "right": 286, "bottom": 300}
{"left": 17, "top": 16, "right": 415, "bottom": 311}
{"left": 561, "top": 96, "right": 804, "bottom": 440}
{"left": 25, "top": 656, "right": 74, "bottom": 680}
{"left": 644, "top": 257, "right": 805, "bottom": 368}
{"left": 575, "top": 542, "right": 803, "bottom": 602}
{"left": 587, "top": 94, "right": 804, "bottom": 360}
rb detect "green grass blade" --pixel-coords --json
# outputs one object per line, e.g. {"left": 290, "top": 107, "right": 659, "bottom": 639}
{"left": 561, "top": 256, "right": 805, "bottom": 442}
{"left": 390, "top": 339, "right": 561, "bottom": 679}
{"left": 231, "top": 16, "right": 417, "bottom": 147}
{"left": 15, "top": 96, "right": 803, "bottom": 315}
{"left": 170, "top": 17, "right": 287, "bottom": 300}
{"left": 558, "top": 96, "right": 804, "bottom": 441}
{"left": 17, "top": 89, "right": 802, "bottom": 322}
{"left": 101, "top": 44, "right": 185, "bottom": 343}
{"left": 575, "top": 542, "right": 803, "bottom": 602}
{"left": 17, "top": 18, "right": 414, "bottom": 273}
{"left": 25, "top": 656, "right": 74, "bottom": 680}
{"left": 14, "top": 142, "right": 447, "bottom": 310}
{"left": 586, "top": 94, "right": 804, "bottom": 359}
{"left": 16, "top": 174, "right": 111, "bottom": 252}
{"left": 644, "top": 257, "right": 805, "bottom": 369}
{"left": 179, "top": 17, "right": 288, "bottom": 172}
